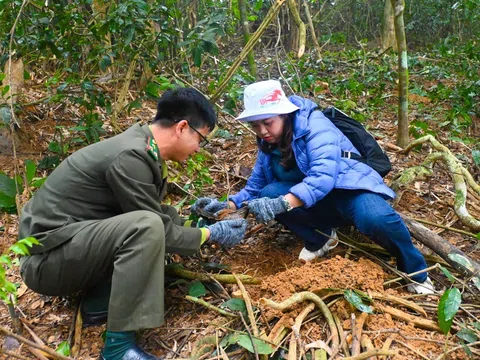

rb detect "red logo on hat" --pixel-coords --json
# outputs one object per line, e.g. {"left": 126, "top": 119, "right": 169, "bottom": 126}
{"left": 259, "top": 89, "right": 282, "bottom": 106}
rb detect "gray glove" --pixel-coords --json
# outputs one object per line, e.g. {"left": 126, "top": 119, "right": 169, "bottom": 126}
{"left": 191, "top": 197, "right": 227, "bottom": 217}
{"left": 247, "top": 196, "right": 288, "bottom": 223}
{"left": 207, "top": 219, "right": 248, "bottom": 248}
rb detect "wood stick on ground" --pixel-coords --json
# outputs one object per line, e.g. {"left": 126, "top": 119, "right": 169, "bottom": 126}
{"left": 185, "top": 296, "right": 239, "bottom": 318}
{"left": 360, "top": 334, "right": 376, "bottom": 359}
{"left": 434, "top": 340, "right": 480, "bottom": 360}
{"left": 288, "top": 302, "right": 315, "bottom": 360}
{"left": 402, "top": 215, "right": 480, "bottom": 282}
{"left": 165, "top": 265, "right": 261, "bottom": 285}
{"left": 0, "top": 350, "right": 30, "bottom": 360}
{"left": 396, "top": 340, "right": 430, "bottom": 360}
{"left": 351, "top": 312, "right": 369, "bottom": 356}
{"left": 19, "top": 319, "right": 50, "bottom": 360}
{"left": 234, "top": 274, "right": 259, "bottom": 337}
{"left": 0, "top": 326, "right": 73, "bottom": 360}
{"left": 343, "top": 349, "right": 398, "bottom": 360}
{"left": 333, "top": 313, "right": 350, "bottom": 357}
{"left": 378, "top": 335, "right": 394, "bottom": 360}
{"left": 260, "top": 291, "right": 340, "bottom": 351}
{"left": 376, "top": 304, "right": 441, "bottom": 332}
{"left": 71, "top": 304, "right": 83, "bottom": 357}
{"left": 370, "top": 291, "right": 427, "bottom": 316}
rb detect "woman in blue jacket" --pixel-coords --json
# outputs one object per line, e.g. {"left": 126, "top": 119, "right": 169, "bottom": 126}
{"left": 193, "top": 80, "right": 434, "bottom": 294}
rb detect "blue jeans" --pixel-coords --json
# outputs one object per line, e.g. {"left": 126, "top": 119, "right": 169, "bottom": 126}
{"left": 259, "top": 182, "right": 428, "bottom": 282}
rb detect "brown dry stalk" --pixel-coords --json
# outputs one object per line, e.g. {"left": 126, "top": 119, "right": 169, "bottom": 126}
{"left": 370, "top": 291, "right": 427, "bottom": 316}
{"left": 71, "top": 305, "right": 83, "bottom": 357}
{"left": 351, "top": 312, "right": 369, "bottom": 356}
{"left": 234, "top": 274, "right": 259, "bottom": 337}
{"left": 333, "top": 313, "right": 350, "bottom": 357}
{"left": 360, "top": 334, "right": 376, "bottom": 359}
{"left": 343, "top": 349, "right": 398, "bottom": 360}
{"left": 378, "top": 335, "right": 394, "bottom": 360}
{"left": 375, "top": 304, "right": 441, "bottom": 332}
{"left": 288, "top": 302, "right": 315, "bottom": 360}
{"left": 260, "top": 291, "right": 340, "bottom": 351}
{"left": 1, "top": 350, "right": 30, "bottom": 360}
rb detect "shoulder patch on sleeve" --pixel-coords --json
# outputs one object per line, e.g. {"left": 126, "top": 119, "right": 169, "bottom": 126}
{"left": 146, "top": 136, "right": 159, "bottom": 161}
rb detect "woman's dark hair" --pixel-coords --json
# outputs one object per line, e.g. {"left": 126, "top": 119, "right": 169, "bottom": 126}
{"left": 257, "top": 113, "right": 296, "bottom": 168}
{"left": 152, "top": 87, "right": 216, "bottom": 130}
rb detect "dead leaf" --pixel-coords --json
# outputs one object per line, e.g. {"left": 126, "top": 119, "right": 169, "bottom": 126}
{"left": 17, "top": 283, "right": 28, "bottom": 298}
{"left": 31, "top": 299, "right": 44, "bottom": 310}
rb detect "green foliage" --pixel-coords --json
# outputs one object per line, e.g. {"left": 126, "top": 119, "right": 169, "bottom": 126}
{"left": 188, "top": 280, "right": 207, "bottom": 298}
{"left": 343, "top": 289, "right": 374, "bottom": 314}
{"left": 220, "top": 333, "right": 274, "bottom": 355}
{"left": 0, "top": 237, "right": 40, "bottom": 305}
{"left": 221, "top": 298, "right": 247, "bottom": 312}
{"left": 437, "top": 287, "right": 462, "bottom": 334}
{"left": 56, "top": 341, "right": 71, "bottom": 356}
{"left": 0, "top": 160, "right": 47, "bottom": 213}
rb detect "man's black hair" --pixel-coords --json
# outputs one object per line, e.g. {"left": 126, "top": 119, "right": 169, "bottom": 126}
{"left": 153, "top": 87, "right": 216, "bottom": 131}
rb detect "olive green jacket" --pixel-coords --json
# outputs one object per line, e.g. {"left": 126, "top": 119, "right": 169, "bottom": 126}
{"left": 19, "top": 124, "right": 201, "bottom": 255}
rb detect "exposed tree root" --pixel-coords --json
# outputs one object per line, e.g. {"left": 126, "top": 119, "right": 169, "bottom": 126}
{"left": 165, "top": 264, "right": 261, "bottom": 285}
{"left": 288, "top": 302, "right": 315, "bottom": 360}
{"left": 260, "top": 291, "right": 340, "bottom": 351}
{"left": 375, "top": 304, "right": 441, "bottom": 332}
{"left": 393, "top": 135, "right": 480, "bottom": 231}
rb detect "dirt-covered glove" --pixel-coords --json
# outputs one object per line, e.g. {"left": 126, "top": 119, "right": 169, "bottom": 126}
{"left": 191, "top": 197, "right": 228, "bottom": 217}
{"left": 207, "top": 219, "right": 248, "bottom": 248}
{"left": 247, "top": 196, "right": 289, "bottom": 223}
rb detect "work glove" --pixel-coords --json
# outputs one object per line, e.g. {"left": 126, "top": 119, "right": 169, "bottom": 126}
{"left": 247, "top": 196, "right": 289, "bottom": 223}
{"left": 191, "top": 197, "right": 228, "bottom": 217}
{"left": 207, "top": 219, "right": 248, "bottom": 248}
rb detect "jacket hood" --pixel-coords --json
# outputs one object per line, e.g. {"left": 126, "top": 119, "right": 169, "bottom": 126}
{"left": 288, "top": 95, "right": 319, "bottom": 138}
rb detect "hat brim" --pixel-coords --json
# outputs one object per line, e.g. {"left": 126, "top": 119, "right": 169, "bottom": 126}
{"left": 236, "top": 102, "right": 299, "bottom": 122}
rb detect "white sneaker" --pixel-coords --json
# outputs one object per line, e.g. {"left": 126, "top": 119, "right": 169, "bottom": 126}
{"left": 299, "top": 230, "right": 339, "bottom": 262}
{"left": 407, "top": 276, "right": 435, "bottom": 295}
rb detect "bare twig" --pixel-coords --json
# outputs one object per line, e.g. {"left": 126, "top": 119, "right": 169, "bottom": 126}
{"left": 185, "top": 296, "right": 238, "bottom": 318}
{"left": 234, "top": 274, "right": 259, "bottom": 337}
{"left": 0, "top": 326, "right": 73, "bottom": 360}
{"left": 343, "top": 349, "right": 398, "bottom": 360}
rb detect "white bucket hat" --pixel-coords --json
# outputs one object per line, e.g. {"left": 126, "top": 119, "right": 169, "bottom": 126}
{"left": 236, "top": 80, "right": 299, "bottom": 122}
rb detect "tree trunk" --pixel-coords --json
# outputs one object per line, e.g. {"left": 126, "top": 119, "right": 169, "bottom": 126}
{"left": 238, "top": 0, "right": 257, "bottom": 78}
{"left": 390, "top": 0, "right": 409, "bottom": 148}
{"left": 302, "top": 0, "right": 321, "bottom": 57}
{"left": 287, "top": 0, "right": 305, "bottom": 57}
{"left": 382, "top": 0, "right": 396, "bottom": 50}
{"left": 287, "top": 0, "right": 300, "bottom": 53}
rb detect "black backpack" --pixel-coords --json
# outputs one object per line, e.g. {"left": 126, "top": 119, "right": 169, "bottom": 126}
{"left": 322, "top": 107, "right": 392, "bottom": 177}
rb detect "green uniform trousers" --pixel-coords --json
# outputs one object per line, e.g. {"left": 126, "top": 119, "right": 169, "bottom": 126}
{"left": 21, "top": 210, "right": 167, "bottom": 332}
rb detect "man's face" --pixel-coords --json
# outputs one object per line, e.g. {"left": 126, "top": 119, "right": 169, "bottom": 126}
{"left": 171, "top": 120, "right": 210, "bottom": 162}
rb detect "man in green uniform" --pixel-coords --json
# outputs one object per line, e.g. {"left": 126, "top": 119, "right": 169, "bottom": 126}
{"left": 19, "top": 88, "right": 247, "bottom": 360}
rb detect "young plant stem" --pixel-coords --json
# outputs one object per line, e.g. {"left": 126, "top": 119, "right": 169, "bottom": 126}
{"left": 185, "top": 296, "right": 238, "bottom": 318}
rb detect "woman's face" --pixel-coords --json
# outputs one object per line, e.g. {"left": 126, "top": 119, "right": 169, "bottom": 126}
{"left": 249, "top": 115, "right": 285, "bottom": 144}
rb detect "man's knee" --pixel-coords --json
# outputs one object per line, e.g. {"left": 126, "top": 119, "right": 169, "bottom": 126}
{"left": 126, "top": 211, "right": 165, "bottom": 249}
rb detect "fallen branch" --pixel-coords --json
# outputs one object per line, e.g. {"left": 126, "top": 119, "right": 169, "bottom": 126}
{"left": 165, "top": 265, "right": 261, "bottom": 285}
{"left": 402, "top": 215, "right": 480, "bottom": 288}
{"left": 260, "top": 291, "right": 340, "bottom": 351}
{"left": 234, "top": 274, "right": 259, "bottom": 336}
{"left": 351, "top": 312, "right": 368, "bottom": 356}
{"left": 185, "top": 296, "right": 238, "bottom": 318}
{"left": 343, "top": 349, "right": 398, "bottom": 360}
{"left": 289, "top": 303, "right": 315, "bottom": 360}
{"left": 375, "top": 304, "right": 441, "bottom": 332}
{"left": 0, "top": 350, "right": 30, "bottom": 360}
{"left": 0, "top": 326, "right": 73, "bottom": 360}
{"left": 71, "top": 304, "right": 83, "bottom": 357}
{"left": 434, "top": 340, "right": 480, "bottom": 360}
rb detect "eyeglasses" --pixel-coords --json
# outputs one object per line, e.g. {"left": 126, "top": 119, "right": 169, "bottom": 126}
{"left": 187, "top": 123, "right": 209, "bottom": 148}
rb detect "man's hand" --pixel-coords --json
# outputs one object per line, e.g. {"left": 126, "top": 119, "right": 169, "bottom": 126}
{"left": 247, "top": 196, "right": 289, "bottom": 223}
{"left": 207, "top": 219, "right": 247, "bottom": 248}
{"left": 191, "top": 197, "right": 227, "bottom": 217}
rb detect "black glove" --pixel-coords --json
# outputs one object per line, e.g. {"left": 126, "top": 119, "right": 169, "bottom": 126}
{"left": 247, "top": 196, "right": 289, "bottom": 223}
{"left": 191, "top": 197, "right": 227, "bottom": 217}
{"left": 207, "top": 219, "right": 248, "bottom": 248}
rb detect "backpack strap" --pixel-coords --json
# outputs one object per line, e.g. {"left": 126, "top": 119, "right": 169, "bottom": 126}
{"left": 341, "top": 150, "right": 364, "bottom": 162}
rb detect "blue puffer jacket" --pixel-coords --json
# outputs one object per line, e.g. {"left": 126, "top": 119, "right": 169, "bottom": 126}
{"left": 230, "top": 96, "right": 396, "bottom": 208}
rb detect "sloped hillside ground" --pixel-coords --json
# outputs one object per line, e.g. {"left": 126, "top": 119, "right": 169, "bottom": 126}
{"left": 1, "top": 49, "right": 479, "bottom": 359}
